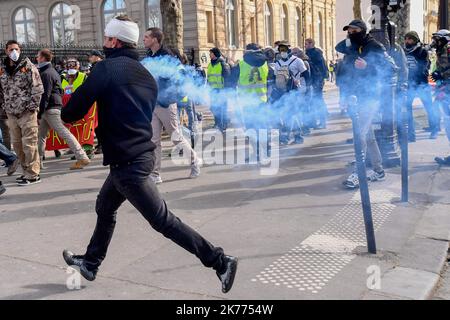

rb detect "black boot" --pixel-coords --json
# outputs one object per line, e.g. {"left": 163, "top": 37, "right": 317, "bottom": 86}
{"left": 216, "top": 255, "right": 238, "bottom": 293}
{"left": 63, "top": 250, "right": 97, "bottom": 281}
{"left": 63, "top": 250, "right": 84, "bottom": 268}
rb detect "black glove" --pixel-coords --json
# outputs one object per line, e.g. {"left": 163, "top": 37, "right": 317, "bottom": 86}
{"left": 431, "top": 71, "right": 443, "bottom": 82}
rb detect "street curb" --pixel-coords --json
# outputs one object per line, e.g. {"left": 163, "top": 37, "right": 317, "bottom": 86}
{"left": 362, "top": 168, "right": 450, "bottom": 300}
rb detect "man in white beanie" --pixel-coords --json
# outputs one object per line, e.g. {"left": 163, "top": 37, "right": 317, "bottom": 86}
{"left": 60, "top": 15, "right": 238, "bottom": 294}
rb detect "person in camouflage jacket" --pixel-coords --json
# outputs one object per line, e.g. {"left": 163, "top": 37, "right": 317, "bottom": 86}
{"left": 0, "top": 40, "right": 44, "bottom": 184}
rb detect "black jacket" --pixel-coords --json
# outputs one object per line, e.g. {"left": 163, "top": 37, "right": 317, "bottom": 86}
{"left": 38, "top": 63, "right": 63, "bottom": 118}
{"left": 306, "top": 47, "right": 328, "bottom": 84}
{"left": 403, "top": 44, "right": 430, "bottom": 85}
{"left": 146, "top": 47, "right": 171, "bottom": 58}
{"left": 61, "top": 48, "right": 158, "bottom": 166}
{"left": 145, "top": 46, "right": 180, "bottom": 107}
{"left": 335, "top": 35, "right": 397, "bottom": 99}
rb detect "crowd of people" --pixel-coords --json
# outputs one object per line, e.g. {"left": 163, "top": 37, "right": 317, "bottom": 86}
{"left": 0, "top": 44, "right": 107, "bottom": 194}
{"left": 332, "top": 20, "right": 450, "bottom": 188}
{"left": 0, "top": 14, "right": 450, "bottom": 293}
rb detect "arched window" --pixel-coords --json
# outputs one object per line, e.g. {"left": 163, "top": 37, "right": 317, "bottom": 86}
{"left": 102, "top": 0, "right": 127, "bottom": 29}
{"left": 318, "top": 12, "right": 324, "bottom": 48}
{"left": 281, "top": 4, "right": 288, "bottom": 41}
{"left": 264, "top": 1, "right": 273, "bottom": 46}
{"left": 225, "top": 0, "right": 237, "bottom": 47}
{"left": 295, "top": 7, "right": 302, "bottom": 46}
{"left": 51, "top": 2, "right": 76, "bottom": 45}
{"left": 147, "top": 0, "right": 161, "bottom": 28}
{"left": 13, "top": 7, "right": 37, "bottom": 43}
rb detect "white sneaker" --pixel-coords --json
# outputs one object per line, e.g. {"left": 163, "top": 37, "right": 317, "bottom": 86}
{"left": 367, "top": 169, "right": 386, "bottom": 182}
{"left": 150, "top": 174, "right": 163, "bottom": 184}
{"left": 343, "top": 172, "right": 359, "bottom": 189}
{"left": 190, "top": 158, "right": 203, "bottom": 179}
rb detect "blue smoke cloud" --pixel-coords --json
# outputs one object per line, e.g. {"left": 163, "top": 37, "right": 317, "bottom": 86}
{"left": 141, "top": 55, "right": 311, "bottom": 131}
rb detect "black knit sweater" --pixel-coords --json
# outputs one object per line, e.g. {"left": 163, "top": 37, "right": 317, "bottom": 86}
{"left": 61, "top": 48, "right": 158, "bottom": 166}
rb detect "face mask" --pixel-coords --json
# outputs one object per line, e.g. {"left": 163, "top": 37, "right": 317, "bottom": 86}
{"left": 349, "top": 31, "right": 366, "bottom": 45}
{"left": 405, "top": 43, "right": 415, "bottom": 49}
{"left": 280, "top": 52, "right": 288, "bottom": 59}
{"left": 67, "top": 69, "right": 77, "bottom": 76}
{"left": 9, "top": 49, "right": 20, "bottom": 62}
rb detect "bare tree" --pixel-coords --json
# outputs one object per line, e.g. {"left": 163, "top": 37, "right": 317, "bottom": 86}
{"left": 160, "top": 0, "right": 184, "bottom": 51}
{"left": 353, "top": 0, "right": 362, "bottom": 19}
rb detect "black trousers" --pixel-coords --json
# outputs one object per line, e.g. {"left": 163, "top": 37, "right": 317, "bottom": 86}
{"left": 83, "top": 152, "right": 225, "bottom": 272}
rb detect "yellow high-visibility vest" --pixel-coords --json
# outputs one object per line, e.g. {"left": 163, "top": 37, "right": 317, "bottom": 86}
{"left": 207, "top": 62, "right": 225, "bottom": 89}
{"left": 237, "top": 60, "right": 269, "bottom": 103}
{"left": 62, "top": 72, "right": 87, "bottom": 91}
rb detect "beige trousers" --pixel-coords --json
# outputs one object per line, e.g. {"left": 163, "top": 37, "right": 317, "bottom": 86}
{"left": 151, "top": 104, "right": 197, "bottom": 176}
{"left": 38, "top": 109, "right": 88, "bottom": 161}
{"left": 7, "top": 111, "right": 40, "bottom": 179}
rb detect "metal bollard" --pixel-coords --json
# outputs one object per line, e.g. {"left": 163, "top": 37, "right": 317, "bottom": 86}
{"left": 399, "top": 92, "right": 409, "bottom": 202}
{"left": 348, "top": 95, "right": 377, "bottom": 254}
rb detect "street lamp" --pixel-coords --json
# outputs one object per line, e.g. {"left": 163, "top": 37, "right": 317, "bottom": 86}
{"left": 369, "top": 0, "right": 406, "bottom": 168}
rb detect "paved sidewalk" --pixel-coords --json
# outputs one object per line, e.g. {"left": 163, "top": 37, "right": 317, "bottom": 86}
{"left": 0, "top": 88, "right": 448, "bottom": 300}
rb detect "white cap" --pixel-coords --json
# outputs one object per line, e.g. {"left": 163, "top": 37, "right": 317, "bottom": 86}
{"left": 104, "top": 17, "right": 139, "bottom": 44}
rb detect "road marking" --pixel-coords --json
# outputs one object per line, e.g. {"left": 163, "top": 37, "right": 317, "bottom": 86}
{"left": 252, "top": 189, "right": 396, "bottom": 294}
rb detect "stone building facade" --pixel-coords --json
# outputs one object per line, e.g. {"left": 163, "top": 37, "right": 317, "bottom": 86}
{"left": 0, "top": 0, "right": 337, "bottom": 65}
{"left": 423, "top": 0, "right": 439, "bottom": 42}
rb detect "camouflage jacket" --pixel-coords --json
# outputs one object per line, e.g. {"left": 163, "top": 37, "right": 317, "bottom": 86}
{"left": 0, "top": 57, "right": 44, "bottom": 116}
{"left": 436, "top": 44, "right": 450, "bottom": 81}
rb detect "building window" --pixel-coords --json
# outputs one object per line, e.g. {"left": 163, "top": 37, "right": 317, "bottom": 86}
{"left": 102, "top": 0, "right": 127, "bottom": 29}
{"left": 295, "top": 7, "right": 302, "bottom": 46}
{"left": 206, "top": 11, "right": 214, "bottom": 43}
{"left": 13, "top": 7, "right": 37, "bottom": 43}
{"left": 318, "top": 12, "right": 324, "bottom": 48}
{"left": 264, "top": 1, "right": 273, "bottom": 46}
{"left": 225, "top": 0, "right": 237, "bottom": 47}
{"left": 281, "top": 4, "right": 288, "bottom": 41}
{"left": 51, "top": 2, "right": 76, "bottom": 45}
{"left": 147, "top": 0, "right": 161, "bottom": 28}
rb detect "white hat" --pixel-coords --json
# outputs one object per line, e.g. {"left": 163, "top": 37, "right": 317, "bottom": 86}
{"left": 105, "top": 17, "right": 139, "bottom": 44}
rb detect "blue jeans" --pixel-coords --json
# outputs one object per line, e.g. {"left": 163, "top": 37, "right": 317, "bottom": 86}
{"left": 83, "top": 152, "right": 225, "bottom": 272}
{"left": 437, "top": 85, "right": 450, "bottom": 142}
{"left": 406, "top": 83, "right": 440, "bottom": 138}
{"left": 0, "top": 141, "right": 16, "bottom": 166}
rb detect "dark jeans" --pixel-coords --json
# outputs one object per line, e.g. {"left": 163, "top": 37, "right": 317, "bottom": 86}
{"left": 0, "top": 141, "right": 16, "bottom": 165}
{"left": 312, "top": 81, "right": 327, "bottom": 126}
{"left": 406, "top": 83, "right": 440, "bottom": 138}
{"left": 83, "top": 152, "right": 225, "bottom": 272}
{"left": 210, "top": 90, "right": 228, "bottom": 131}
{"left": 211, "top": 103, "right": 228, "bottom": 131}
